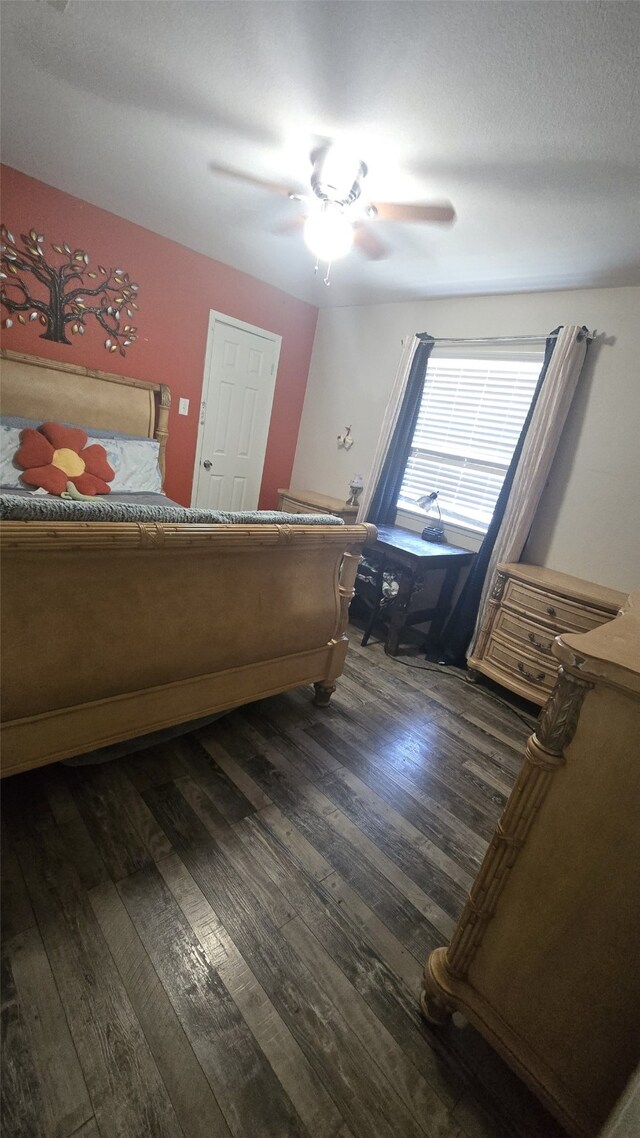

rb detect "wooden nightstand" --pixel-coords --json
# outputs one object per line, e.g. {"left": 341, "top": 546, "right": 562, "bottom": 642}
{"left": 277, "top": 488, "right": 359, "bottom": 523}
{"left": 469, "top": 562, "right": 625, "bottom": 704}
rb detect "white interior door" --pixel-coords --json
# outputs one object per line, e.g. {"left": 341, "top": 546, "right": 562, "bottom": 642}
{"left": 193, "top": 313, "right": 281, "bottom": 511}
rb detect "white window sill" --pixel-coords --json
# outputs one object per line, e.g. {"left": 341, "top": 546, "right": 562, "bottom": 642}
{"left": 395, "top": 507, "right": 485, "bottom": 553}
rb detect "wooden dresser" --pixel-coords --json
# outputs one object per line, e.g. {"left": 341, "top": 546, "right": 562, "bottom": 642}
{"left": 469, "top": 562, "right": 625, "bottom": 704}
{"left": 422, "top": 592, "right": 640, "bottom": 1138}
{"left": 277, "top": 488, "right": 359, "bottom": 523}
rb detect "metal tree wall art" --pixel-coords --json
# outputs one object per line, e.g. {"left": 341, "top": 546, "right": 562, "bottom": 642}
{"left": 0, "top": 225, "right": 140, "bottom": 356}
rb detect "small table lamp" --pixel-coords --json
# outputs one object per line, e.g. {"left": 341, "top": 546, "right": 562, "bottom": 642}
{"left": 416, "top": 491, "right": 446, "bottom": 543}
{"left": 347, "top": 475, "right": 364, "bottom": 508}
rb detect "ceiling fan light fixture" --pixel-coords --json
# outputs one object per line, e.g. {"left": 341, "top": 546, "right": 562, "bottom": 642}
{"left": 303, "top": 206, "right": 354, "bottom": 262}
{"left": 315, "top": 144, "right": 366, "bottom": 201}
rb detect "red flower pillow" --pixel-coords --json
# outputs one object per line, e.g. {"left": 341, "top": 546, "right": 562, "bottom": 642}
{"left": 15, "top": 422, "right": 115, "bottom": 496}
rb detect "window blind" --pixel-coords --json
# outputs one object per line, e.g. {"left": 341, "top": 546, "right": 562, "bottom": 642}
{"left": 397, "top": 350, "right": 544, "bottom": 532}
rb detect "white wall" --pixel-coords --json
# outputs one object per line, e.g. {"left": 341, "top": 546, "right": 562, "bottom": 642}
{"left": 291, "top": 286, "right": 640, "bottom": 593}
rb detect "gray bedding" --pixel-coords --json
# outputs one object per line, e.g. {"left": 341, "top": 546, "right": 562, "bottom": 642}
{"left": 0, "top": 489, "right": 345, "bottom": 526}
{"left": 0, "top": 487, "right": 183, "bottom": 506}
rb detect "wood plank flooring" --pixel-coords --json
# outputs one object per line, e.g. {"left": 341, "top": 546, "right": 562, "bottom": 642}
{"left": 1, "top": 628, "right": 567, "bottom": 1138}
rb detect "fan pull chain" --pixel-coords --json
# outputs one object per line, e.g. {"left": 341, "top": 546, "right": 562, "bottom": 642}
{"left": 312, "top": 255, "right": 332, "bottom": 286}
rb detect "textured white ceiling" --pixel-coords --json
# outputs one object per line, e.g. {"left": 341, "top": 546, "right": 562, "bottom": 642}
{"left": 2, "top": 0, "right": 639, "bottom": 307}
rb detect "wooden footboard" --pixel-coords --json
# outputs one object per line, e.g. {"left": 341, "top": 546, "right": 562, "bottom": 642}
{"left": 0, "top": 520, "right": 375, "bottom": 775}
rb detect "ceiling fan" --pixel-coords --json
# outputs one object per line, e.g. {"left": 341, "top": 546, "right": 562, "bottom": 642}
{"left": 209, "top": 143, "right": 456, "bottom": 283}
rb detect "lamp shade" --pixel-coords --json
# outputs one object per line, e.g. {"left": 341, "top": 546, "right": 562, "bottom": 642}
{"left": 304, "top": 207, "right": 354, "bottom": 262}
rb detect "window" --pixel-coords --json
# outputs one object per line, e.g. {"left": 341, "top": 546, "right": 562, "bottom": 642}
{"left": 396, "top": 344, "right": 545, "bottom": 534}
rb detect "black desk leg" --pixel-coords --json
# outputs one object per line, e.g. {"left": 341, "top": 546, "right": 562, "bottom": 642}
{"left": 361, "top": 559, "right": 384, "bottom": 647}
{"left": 385, "top": 568, "right": 415, "bottom": 656}
{"left": 426, "top": 563, "right": 460, "bottom": 651}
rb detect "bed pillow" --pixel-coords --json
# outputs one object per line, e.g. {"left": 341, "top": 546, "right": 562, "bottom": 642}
{"left": 16, "top": 422, "right": 115, "bottom": 496}
{"left": 0, "top": 414, "right": 144, "bottom": 439}
{"left": 103, "top": 436, "right": 163, "bottom": 494}
{"left": 0, "top": 423, "right": 26, "bottom": 488}
{"left": 1, "top": 416, "right": 162, "bottom": 494}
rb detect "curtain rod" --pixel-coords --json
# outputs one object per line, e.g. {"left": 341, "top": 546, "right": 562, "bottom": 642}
{"left": 418, "top": 329, "right": 595, "bottom": 345}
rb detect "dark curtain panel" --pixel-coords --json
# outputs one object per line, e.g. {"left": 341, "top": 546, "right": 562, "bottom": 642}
{"left": 438, "top": 327, "right": 562, "bottom": 665}
{"left": 366, "top": 334, "right": 435, "bottom": 526}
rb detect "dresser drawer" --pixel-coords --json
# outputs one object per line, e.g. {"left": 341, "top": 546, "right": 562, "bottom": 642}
{"left": 493, "top": 608, "right": 556, "bottom": 656}
{"left": 277, "top": 490, "right": 359, "bottom": 521}
{"left": 502, "top": 578, "right": 615, "bottom": 634}
{"left": 279, "top": 495, "right": 324, "bottom": 515}
{"left": 484, "top": 636, "right": 556, "bottom": 701}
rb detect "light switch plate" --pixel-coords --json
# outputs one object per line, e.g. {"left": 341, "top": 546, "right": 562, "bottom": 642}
{"left": 178, "top": 397, "right": 189, "bottom": 416}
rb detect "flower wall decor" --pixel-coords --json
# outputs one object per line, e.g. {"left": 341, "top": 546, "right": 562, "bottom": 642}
{"left": 0, "top": 225, "right": 140, "bottom": 356}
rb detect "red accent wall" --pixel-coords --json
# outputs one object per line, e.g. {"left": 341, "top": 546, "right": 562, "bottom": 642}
{"left": 0, "top": 165, "right": 318, "bottom": 507}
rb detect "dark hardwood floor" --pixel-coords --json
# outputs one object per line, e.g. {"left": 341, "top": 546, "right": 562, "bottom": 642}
{"left": 1, "top": 629, "right": 567, "bottom": 1138}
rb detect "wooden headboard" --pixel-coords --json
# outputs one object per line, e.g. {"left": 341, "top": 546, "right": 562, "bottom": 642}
{"left": 0, "top": 349, "right": 171, "bottom": 478}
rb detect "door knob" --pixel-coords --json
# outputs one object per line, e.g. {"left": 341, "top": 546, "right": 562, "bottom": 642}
{"left": 203, "top": 459, "right": 212, "bottom": 470}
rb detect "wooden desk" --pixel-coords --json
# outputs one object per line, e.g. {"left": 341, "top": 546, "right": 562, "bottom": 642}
{"left": 358, "top": 525, "right": 475, "bottom": 655}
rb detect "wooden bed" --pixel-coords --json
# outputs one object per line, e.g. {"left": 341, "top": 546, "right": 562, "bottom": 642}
{"left": 0, "top": 350, "right": 374, "bottom": 777}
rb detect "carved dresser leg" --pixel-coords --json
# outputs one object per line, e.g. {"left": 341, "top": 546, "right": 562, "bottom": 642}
{"left": 418, "top": 668, "right": 593, "bottom": 1037}
{"left": 313, "top": 682, "right": 336, "bottom": 708}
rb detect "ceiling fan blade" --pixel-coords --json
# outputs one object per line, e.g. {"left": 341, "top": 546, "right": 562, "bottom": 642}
{"left": 373, "top": 200, "right": 456, "bottom": 225}
{"left": 353, "top": 224, "right": 390, "bottom": 261}
{"left": 208, "top": 162, "right": 297, "bottom": 198}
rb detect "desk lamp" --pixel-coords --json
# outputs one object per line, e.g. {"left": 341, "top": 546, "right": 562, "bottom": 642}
{"left": 416, "top": 491, "right": 446, "bottom": 543}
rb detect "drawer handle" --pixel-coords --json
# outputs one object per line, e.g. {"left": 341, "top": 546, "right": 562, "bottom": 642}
{"left": 546, "top": 605, "right": 557, "bottom": 617}
{"left": 528, "top": 631, "right": 552, "bottom": 653}
{"left": 518, "top": 661, "right": 546, "bottom": 683}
